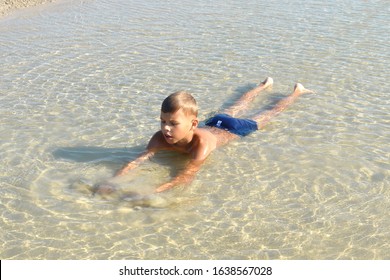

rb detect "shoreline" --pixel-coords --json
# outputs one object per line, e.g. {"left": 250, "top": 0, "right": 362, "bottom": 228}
{"left": 0, "top": 0, "right": 56, "bottom": 17}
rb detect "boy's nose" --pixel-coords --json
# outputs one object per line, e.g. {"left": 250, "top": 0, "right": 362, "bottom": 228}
{"left": 163, "top": 124, "right": 171, "bottom": 132}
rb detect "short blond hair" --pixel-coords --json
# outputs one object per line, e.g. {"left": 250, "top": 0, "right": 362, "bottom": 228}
{"left": 161, "top": 91, "right": 198, "bottom": 117}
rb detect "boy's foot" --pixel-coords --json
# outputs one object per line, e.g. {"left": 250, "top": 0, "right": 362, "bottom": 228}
{"left": 293, "top": 83, "right": 314, "bottom": 95}
{"left": 261, "top": 77, "right": 273, "bottom": 89}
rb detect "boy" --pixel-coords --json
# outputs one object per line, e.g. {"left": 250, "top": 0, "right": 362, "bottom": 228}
{"left": 114, "top": 77, "right": 313, "bottom": 193}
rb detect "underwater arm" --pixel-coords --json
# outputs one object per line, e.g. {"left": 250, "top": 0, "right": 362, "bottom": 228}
{"left": 115, "top": 131, "right": 170, "bottom": 176}
{"left": 115, "top": 149, "right": 155, "bottom": 176}
{"left": 154, "top": 159, "right": 204, "bottom": 193}
{"left": 155, "top": 132, "right": 216, "bottom": 193}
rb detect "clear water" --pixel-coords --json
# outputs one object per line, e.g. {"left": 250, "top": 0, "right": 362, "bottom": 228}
{"left": 0, "top": 0, "right": 389, "bottom": 259}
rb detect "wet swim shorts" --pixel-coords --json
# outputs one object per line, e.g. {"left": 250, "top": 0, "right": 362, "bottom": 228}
{"left": 205, "top": 113, "right": 258, "bottom": 136}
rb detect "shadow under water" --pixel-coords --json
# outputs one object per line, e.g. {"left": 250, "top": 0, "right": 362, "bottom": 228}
{"left": 52, "top": 145, "right": 145, "bottom": 164}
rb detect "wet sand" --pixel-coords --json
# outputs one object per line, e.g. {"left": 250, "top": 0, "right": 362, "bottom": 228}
{"left": 0, "top": 0, "right": 56, "bottom": 17}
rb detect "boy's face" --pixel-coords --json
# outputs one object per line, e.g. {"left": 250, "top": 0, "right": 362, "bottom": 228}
{"left": 160, "top": 108, "right": 197, "bottom": 145}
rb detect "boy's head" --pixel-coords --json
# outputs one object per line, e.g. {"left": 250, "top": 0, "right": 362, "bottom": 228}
{"left": 161, "top": 91, "right": 198, "bottom": 117}
{"left": 160, "top": 91, "right": 199, "bottom": 144}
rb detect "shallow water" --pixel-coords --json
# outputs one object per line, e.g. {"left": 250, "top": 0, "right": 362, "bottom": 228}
{"left": 1, "top": 0, "right": 389, "bottom": 259}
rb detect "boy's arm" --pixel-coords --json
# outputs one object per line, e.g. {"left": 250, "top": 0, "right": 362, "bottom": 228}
{"left": 115, "top": 149, "right": 155, "bottom": 176}
{"left": 115, "top": 131, "right": 167, "bottom": 176}
{"left": 155, "top": 131, "right": 216, "bottom": 193}
{"left": 154, "top": 159, "right": 204, "bottom": 193}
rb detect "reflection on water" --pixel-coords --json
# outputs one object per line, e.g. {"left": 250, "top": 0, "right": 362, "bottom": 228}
{"left": 1, "top": 0, "right": 389, "bottom": 259}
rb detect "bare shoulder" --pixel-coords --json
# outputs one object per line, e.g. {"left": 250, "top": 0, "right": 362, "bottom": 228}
{"left": 147, "top": 131, "right": 171, "bottom": 150}
{"left": 194, "top": 128, "right": 218, "bottom": 144}
{"left": 188, "top": 128, "right": 218, "bottom": 160}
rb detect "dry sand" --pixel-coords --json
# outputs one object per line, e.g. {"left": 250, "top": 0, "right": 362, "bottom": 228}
{"left": 0, "top": 0, "right": 56, "bottom": 17}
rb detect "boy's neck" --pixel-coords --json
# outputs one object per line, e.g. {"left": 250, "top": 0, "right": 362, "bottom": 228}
{"left": 172, "top": 130, "right": 196, "bottom": 150}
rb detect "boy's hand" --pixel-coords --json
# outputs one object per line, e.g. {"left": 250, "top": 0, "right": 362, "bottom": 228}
{"left": 155, "top": 182, "right": 174, "bottom": 193}
{"left": 115, "top": 168, "right": 128, "bottom": 177}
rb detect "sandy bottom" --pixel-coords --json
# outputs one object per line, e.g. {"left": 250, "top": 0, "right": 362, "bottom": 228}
{"left": 0, "top": 0, "right": 55, "bottom": 17}
{"left": 1, "top": 0, "right": 388, "bottom": 260}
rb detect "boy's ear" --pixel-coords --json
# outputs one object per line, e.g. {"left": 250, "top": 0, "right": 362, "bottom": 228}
{"left": 192, "top": 118, "right": 199, "bottom": 129}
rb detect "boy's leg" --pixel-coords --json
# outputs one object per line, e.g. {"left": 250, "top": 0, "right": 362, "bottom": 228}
{"left": 223, "top": 77, "right": 273, "bottom": 117}
{"left": 253, "top": 83, "right": 313, "bottom": 129}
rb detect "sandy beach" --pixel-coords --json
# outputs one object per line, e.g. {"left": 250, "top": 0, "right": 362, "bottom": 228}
{"left": 0, "top": 0, "right": 55, "bottom": 17}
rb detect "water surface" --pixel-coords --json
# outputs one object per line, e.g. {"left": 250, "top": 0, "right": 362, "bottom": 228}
{"left": 1, "top": 0, "right": 389, "bottom": 259}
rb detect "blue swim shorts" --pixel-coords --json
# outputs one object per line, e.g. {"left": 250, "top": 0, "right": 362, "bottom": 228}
{"left": 205, "top": 114, "right": 258, "bottom": 136}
